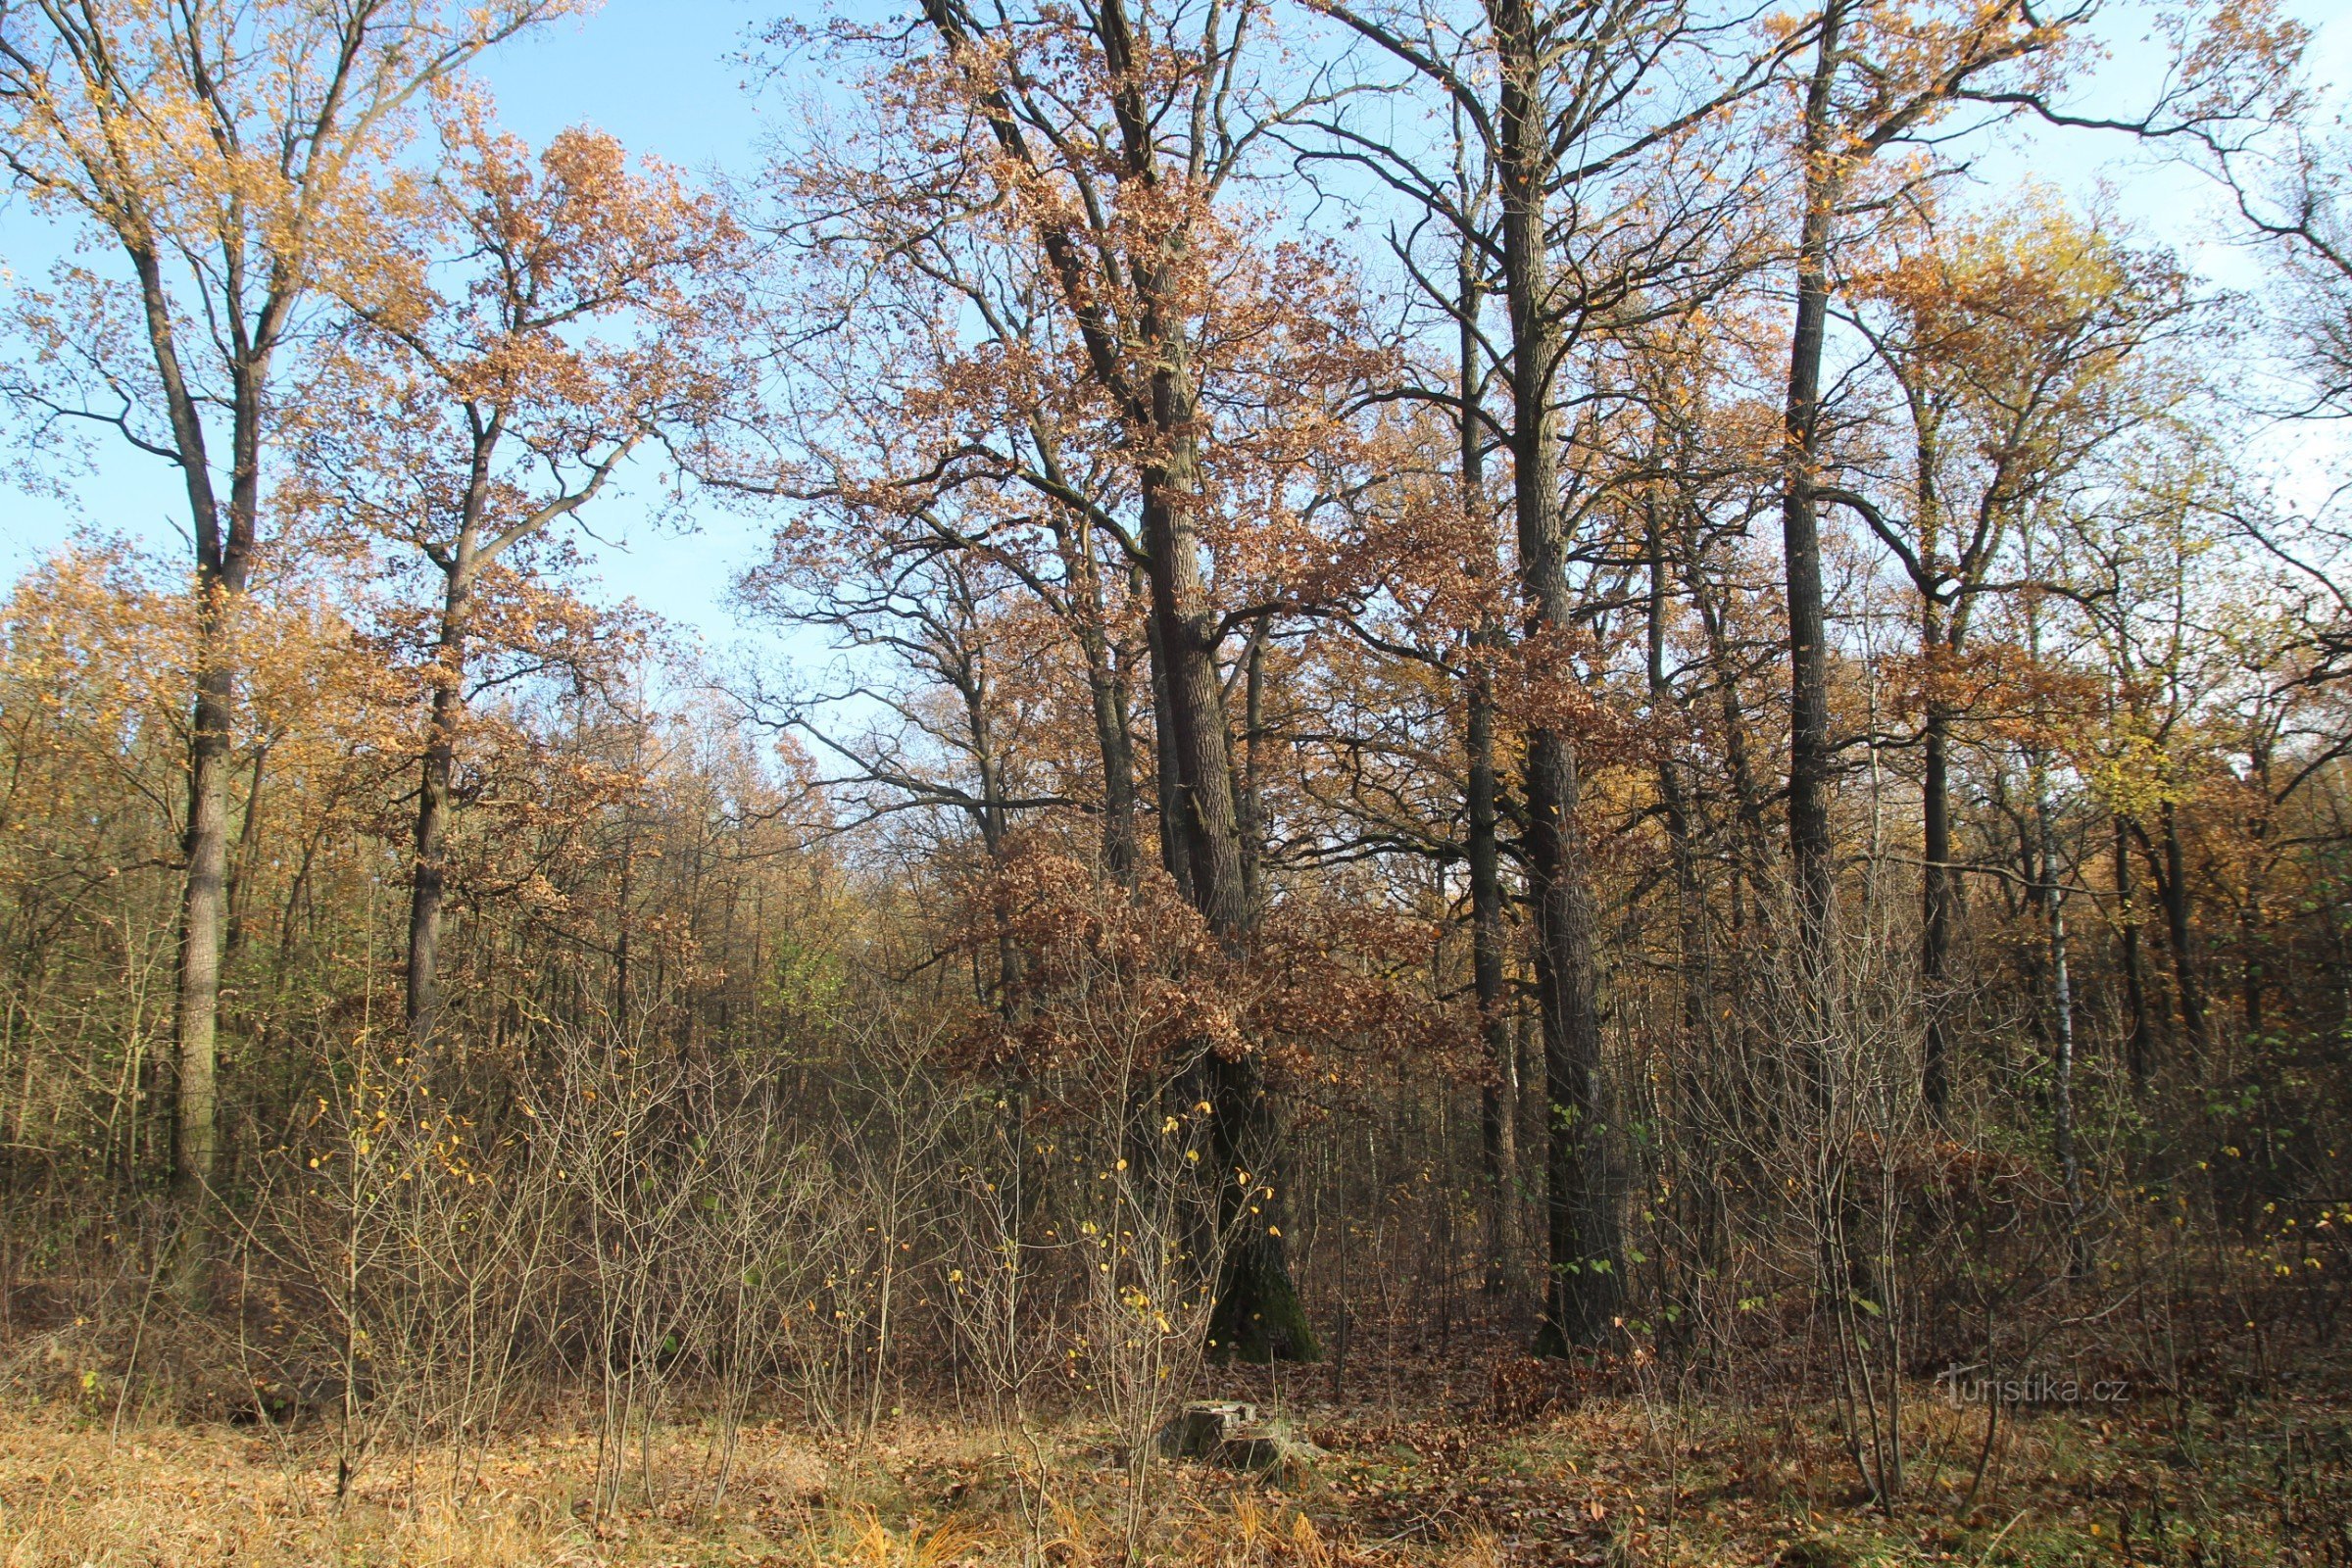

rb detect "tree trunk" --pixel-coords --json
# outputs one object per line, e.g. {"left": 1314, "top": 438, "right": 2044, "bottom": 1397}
{"left": 1146, "top": 611, "right": 1196, "bottom": 903}
{"left": 1239, "top": 628, "right": 1266, "bottom": 911}
{"left": 1494, "top": 0, "right": 1619, "bottom": 1352}
{"left": 1090, "top": 640, "right": 1139, "bottom": 884}
{"left": 916, "top": 0, "right": 1312, "bottom": 1356}
{"left": 2158, "top": 803, "right": 2209, "bottom": 1056}
{"left": 1782, "top": 0, "right": 1846, "bottom": 971}
{"left": 2114, "top": 814, "right": 2152, "bottom": 1088}
{"left": 2242, "top": 750, "right": 2271, "bottom": 1045}
{"left": 1143, "top": 504, "right": 1250, "bottom": 938}
{"left": 2036, "top": 767, "right": 2083, "bottom": 1277}
{"left": 1677, "top": 517, "right": 1772, "bottom": 887}
{"left": 1525, "top": 728, "right": 1618, "bottom": 1350}
{"left": 225, "top": 743, "right": 270, "bottom": 956}
{"left": 147, "top": 254, "right": 263, "bottom": 1212}
{"left": 1921, "top": 699, "right": 1956, "bottom": 1112}
{"left": 1060, "top": 521, "right": 1140, "bottom": 881}
{"left": 1140, "top": 361, "right": 1315, "bottom": 1360}
{"left": 173, "top": 645, "right": 233, "bottom": 1199}
{"left": 1458, "top": 235, "right": 1522, "bottom": 1303}
{"left": 1648, "top": 502, "right": 1725, "bottom": 1312}
{"left": 1468, "top": 672, "right": 1522, "bottom": 1301}
{"left": 408, "top": 550, "right": 476, "bottom": 1035}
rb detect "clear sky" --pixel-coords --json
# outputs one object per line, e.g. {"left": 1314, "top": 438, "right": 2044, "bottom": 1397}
{"left": 3, "top": 0, "right": 2347, "bottom": 663}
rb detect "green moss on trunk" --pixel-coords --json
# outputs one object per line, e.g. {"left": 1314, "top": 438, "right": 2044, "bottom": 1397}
{"left": 1208, "top": 1240, "right": 1320, "bottom": 1363}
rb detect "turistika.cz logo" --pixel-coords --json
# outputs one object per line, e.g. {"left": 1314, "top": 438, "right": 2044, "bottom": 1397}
{"left": 1934, "top": 1366, "right": 2129, "bottom": 1405}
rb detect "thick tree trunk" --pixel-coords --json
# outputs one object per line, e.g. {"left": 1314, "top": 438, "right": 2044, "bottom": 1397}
{"left": 173, "top": 391, "right": 265, "bottom": 1209}
{"left": 1782, "top": 0, "right": 1845, "bottom": 972}
{"left": 173, "top": 648, "right": 234, "bottom": 1198}
{"left": 1146, "top": 612, "right": 1196, "bottom": 902}
{"left": 408, "top": 553, "right": 475, "bottom": 1035}
{"left": 148, "top": 261, "right": 263, "bottom": 1211}
{"left": 1141, "top": 374, "right": 1314, "bottom": 1359}
{"left": 1144, "top": 504, "right": 1250, "bottom": 939}
{"left": 1494, "top": 0, "right": 1619, "bottom": 1352}
{"left": 1198, "top": 1043, "right": 1314, "bottom": 1361}
{"left": 1525, "top": 729, "right": 1619, "bottom": 1350}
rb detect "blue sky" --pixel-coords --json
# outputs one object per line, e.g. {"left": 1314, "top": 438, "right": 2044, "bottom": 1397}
{"left": 3, "top": 0, "right": 2347, "bottom": 664}
{"left": 0, "top": 0, "right": 788, "bottom": 662}
{"left": 483, "top": 0, "right": 772, "bottom": 164}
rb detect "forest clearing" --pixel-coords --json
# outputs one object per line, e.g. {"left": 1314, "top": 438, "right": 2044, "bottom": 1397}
{"left": 1, "top": 1327, "right": 2344, "bottom": 1565}
{"left": 1, "top": 0, "right": 2349, "bottom": 1562}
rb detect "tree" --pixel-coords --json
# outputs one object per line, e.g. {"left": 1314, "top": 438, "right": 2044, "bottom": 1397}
{"left": 1300, "top": 0, "right": 1786, "bottom": 1350}
{"left": 1776, "top": 1, "right": 2072, "bottom": 1093}
{"left": 0, "top": 0, "right": 589, "bottom": 1205}
{"left": 1770, "top": 0, "right": 2290, "bottom": 1102}
{"left": 1831, "top": 199, "right": 2192, "bottom": 1110}
{"left": 294, "top": 103, "right": 739, "bottom": 1035}
{"left": 757, "top": 0, "right": 1394, "bottom": 1358}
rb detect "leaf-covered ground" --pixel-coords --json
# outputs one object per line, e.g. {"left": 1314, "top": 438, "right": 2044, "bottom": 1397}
{"left": 0, "top": 1345, "right": 2344, "bottom": 1566}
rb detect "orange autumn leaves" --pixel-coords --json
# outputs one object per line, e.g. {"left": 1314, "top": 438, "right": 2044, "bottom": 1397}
{"left": 944, "top": 840, "right": 1482, "bottom": 1109}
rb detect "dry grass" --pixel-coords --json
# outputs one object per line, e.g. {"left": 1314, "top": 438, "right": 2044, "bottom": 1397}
{"left": 0, "top": 1364, "right": 2342, "bottom": 1568}
{"left": 0, "top": 1406, "right": 1390, "bottom": 1568}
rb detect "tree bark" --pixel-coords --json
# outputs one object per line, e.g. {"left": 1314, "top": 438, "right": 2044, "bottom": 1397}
{"left": 1060, "top": 523, "right": 1140, "bottom": 881}
{"left": 1676, "top": 513, "right": 1772, "bottom": 893}
{"left": 1493, "top": 0, "right": 1620, "bottom": 1352}
{"left": 1782, "top": 0, "right": 1845, "bottom": 971}
{"left": 1239, "top": 627, "right": 1267, "bottom": 912}
{"left": 2036, "top": 763, "right": 2083, "bottom": 1277}
{"left": 1457, "top": 224, "right": 1523, "bottom": 1303}
{"left": 1142, "top": 443, "right": 1315, "bottom": 1358}
{"left": 1921, "top": 699, "right": 1956, "bottom": 1111}
{"left": 1468, "top": 671, "right": 1522, "bottom": 1300}
{"left": 2114, "top": 814, "right": 2152, "bottom": 1088}
{"left": 2158, "top": 803, "right": 2209, "bottom": 1056}
{"left": 173, "top": 649, "right": 234, "bottom": 1198}
{"left": 1147, "top": 596, "right": 1196, "bottom": 902}
{"left": 1144, "top": 499, "right": 1249, "bottom": 939}
{"left": 408, "top": 543, "right": 476, "bottom": 1035}
{"left": 225, "top": 743, "right": 270, "bottom": 955}
{"left": 158, "top": 292, "right": 266, "bottom": 1209}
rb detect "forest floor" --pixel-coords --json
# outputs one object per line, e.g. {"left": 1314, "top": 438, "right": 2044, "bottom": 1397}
{"left": 0, "top": 1335, "right": 2344, "bottom": 1567}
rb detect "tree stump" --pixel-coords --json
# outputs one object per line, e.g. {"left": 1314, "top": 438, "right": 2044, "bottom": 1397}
{"left": 1154, "top": 1400, "right": 1257, "bottom": 1457}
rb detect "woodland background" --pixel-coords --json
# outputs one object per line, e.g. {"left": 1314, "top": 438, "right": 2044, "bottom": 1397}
{"left": 0, "top": 1, "right": 2349, "bottom": 1563}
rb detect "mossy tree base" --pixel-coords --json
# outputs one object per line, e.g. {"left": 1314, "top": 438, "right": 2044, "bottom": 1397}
{"left": 1206, "top": 1244, "right": 1320, "bottom": 1363}
{"left": 1532, "top": 1266, "right": 1620, "bottom": 1360}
